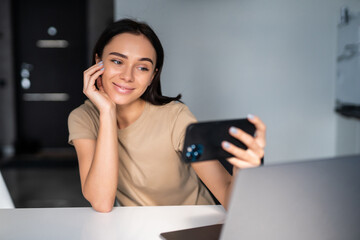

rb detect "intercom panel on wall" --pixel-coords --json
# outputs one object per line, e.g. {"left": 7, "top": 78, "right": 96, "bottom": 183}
{"left": 336, "top": 9, "right": 360, "bottom": 115}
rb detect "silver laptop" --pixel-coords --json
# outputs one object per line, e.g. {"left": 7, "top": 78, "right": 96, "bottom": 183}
{"left": 160, "top": 155, "right": 360, "bottom": 240}
{"left": 220, "top": 154, "right": 360, "bottom": 240}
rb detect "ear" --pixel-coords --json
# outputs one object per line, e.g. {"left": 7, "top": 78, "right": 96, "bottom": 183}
{"left": 95, "top": 54, "right": 101, "bottom": 64}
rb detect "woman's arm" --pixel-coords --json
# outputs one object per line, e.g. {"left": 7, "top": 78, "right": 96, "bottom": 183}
{"left": 191, "top": 115, "right": 266, "bottom": 209}
{"left": 191, "top": 160, "right": 232, "bottom": 208}
{"left": 73, "top": 62, "right": 119, "bottom": 212}
{"left": 73, "top": 110, "right": 118, "bottom": 212}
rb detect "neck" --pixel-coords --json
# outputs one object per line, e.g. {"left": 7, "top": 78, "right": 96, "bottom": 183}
{"left": 116, "top": 99, "right": 146, "bottom": 129}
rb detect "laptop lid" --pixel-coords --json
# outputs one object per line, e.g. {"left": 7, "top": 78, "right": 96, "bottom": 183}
{"left": 220, "top": 155, "right": 360, "bottom": 240}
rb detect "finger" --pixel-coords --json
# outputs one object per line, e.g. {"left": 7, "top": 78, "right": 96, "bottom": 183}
{"left": 227, "top": 157, "right": 258, "bottom": 169}
{"left": 84, "top": 70, "right": 104, "bottom": 94}
{"left": 84, "top": 61, "right": 104, "bottom": 74}
{"left": 83, "top": 62, "right": 104, "bottom": 80}
{"left": 247, "top": 114, "right": 266, "bottom": 148}
{"left": 83, "top": 62, "right": 103, "bottom": 85}
{"left": 84, "top": 67, "right": 104, "bottom": 93}
{"left": 228, "top": 127, "right": 264, "bottom": 158}
{"left": 83, "top": 62, "right": 104, "bottom": 90}
{"left": 221, "top": 141, "right": 260, "bottom": 166}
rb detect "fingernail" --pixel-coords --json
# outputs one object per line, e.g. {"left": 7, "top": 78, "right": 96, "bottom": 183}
{"left": 222, "top": 141, "right": 230, "bottom": 149}
{"left": 247, "top": 114, "right": 255, "bottom": 120}
{"left": 100, "top": 67, "right": 104, "bottom": 71}
{"left": 98, "top": 61, "right": 103, "bottom": 65}
{"left": 230, "top": 126, "right": 238, "bottom": 134}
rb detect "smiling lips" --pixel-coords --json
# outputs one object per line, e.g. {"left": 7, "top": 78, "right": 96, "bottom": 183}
{"left": 113, "top": 82, "right": 135, "bottom": 94}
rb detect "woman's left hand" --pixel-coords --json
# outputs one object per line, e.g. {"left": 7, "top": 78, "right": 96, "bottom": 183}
{"left": 221, "top": 114, "right": 266, "bottom": 169}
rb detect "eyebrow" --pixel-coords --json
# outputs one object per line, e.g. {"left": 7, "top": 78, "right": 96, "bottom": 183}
{"left": 109, "top": 52, "right": 154, "bottom": 65}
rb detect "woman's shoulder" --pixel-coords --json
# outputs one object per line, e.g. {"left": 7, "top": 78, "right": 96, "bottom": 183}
{"left": 152, "top": 101, "right": 190, "bottom": 113}
{"left": 147, "top": 101, "right": 196, "bottom": 123}
{"left": 69, "top": 99, "right": 99, "bottom": 122}
{"left": 147, "top": 101, "right": 193, "bottom": 118}
{"left": 68, "top": 100, "right": 99, "bottom": 142}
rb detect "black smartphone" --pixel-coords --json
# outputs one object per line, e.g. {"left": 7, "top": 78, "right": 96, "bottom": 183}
{"left": 182, "top": 118, "right": 256, "bottom": 163}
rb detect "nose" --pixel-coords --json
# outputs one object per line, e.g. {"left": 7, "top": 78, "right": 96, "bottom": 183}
{"left": 120, "top": 65, "right": 133, "bottom": 82}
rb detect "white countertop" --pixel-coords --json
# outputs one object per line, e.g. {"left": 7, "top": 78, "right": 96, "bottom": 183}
{"left": 0, "top": 205, "right": 226, "bottom": 240}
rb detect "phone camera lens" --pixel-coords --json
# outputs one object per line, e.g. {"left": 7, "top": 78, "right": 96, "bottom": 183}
{"left": 185, "top": 144, "right": 203, "bottom": 162}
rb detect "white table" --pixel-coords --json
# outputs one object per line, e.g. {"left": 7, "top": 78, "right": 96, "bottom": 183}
{"left": 0, "top": 205, "right": 226, "bottom": 240}
{"left": 0, "top": 171, "right": 14, "bottom": 209}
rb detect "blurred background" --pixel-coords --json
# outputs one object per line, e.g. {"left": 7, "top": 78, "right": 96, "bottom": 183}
{"left": 0, "top": 0, "right": 359, "bottom": 208}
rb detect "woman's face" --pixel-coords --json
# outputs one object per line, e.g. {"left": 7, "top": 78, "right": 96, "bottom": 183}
{"left": 98, "top": 33, "right": 157, "bottom": 107}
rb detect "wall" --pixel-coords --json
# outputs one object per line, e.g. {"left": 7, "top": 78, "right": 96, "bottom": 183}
{"left": 87, "top": 0, "right": 114, "bottom": 65}
{"left": 115, "top": 0, "right": 360, "bottom": 164}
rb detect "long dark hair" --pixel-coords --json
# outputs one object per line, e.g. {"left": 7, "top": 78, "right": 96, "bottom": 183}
{"left": 92, "top": 18, "right": 181, "bottom": 105}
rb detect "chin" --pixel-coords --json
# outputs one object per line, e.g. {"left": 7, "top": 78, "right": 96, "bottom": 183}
{"left": 110, "top": 94, "right": 142, "bottom": 106}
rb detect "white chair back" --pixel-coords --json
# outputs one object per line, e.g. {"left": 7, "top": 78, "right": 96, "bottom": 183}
{"left": 0, "top": 172, "right": 14, "bottom": 208}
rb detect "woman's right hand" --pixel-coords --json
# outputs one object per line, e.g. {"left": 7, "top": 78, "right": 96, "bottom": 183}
{"left": 83, "top": 61, "right": 115, "bottom": 113}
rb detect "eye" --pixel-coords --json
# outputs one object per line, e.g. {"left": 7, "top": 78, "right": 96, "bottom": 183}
{"left": 138, "top": 66, "right": 149, "bottom": 72}
{"left": 111, "top": 59, "right": 122, "bottom": 65}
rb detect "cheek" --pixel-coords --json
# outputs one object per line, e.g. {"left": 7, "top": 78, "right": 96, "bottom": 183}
{"left": 140, "top": 76, "right": 153, "bottom": 88}
{"left": 101, "top": 67, "right": 116, "bottom": 82}
{"left": 140, "top": 72, "right": 155, "bottom": 85}
{"left": 147, "top": 77, "right": 153, "bottom": 86}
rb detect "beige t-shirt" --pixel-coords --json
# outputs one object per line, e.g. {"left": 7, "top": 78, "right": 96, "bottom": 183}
{"left": 68, "top": 100, "right": 215, "bottom": 206}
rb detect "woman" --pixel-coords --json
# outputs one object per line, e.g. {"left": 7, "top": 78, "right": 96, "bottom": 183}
{"left": 68, "top": 18, "right": 266, "bottom": 212}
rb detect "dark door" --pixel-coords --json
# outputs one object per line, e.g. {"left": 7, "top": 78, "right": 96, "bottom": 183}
{"left": 13, "top": 0, "right": 87, "bottom": 152}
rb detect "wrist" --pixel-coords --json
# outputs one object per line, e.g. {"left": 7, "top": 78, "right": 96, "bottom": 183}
{"left": 99, "top": 102, "right": 116, "bottom": 115}
{"left": 99, "top": 107, "right": 117, "bottom": 123}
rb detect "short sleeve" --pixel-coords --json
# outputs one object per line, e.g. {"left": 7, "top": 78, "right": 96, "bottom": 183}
{"left": 68, "top": 106, "right": 97, "bottom": 145}
{"left": 171, "top": 104, "right": 197, "bottom": 152}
